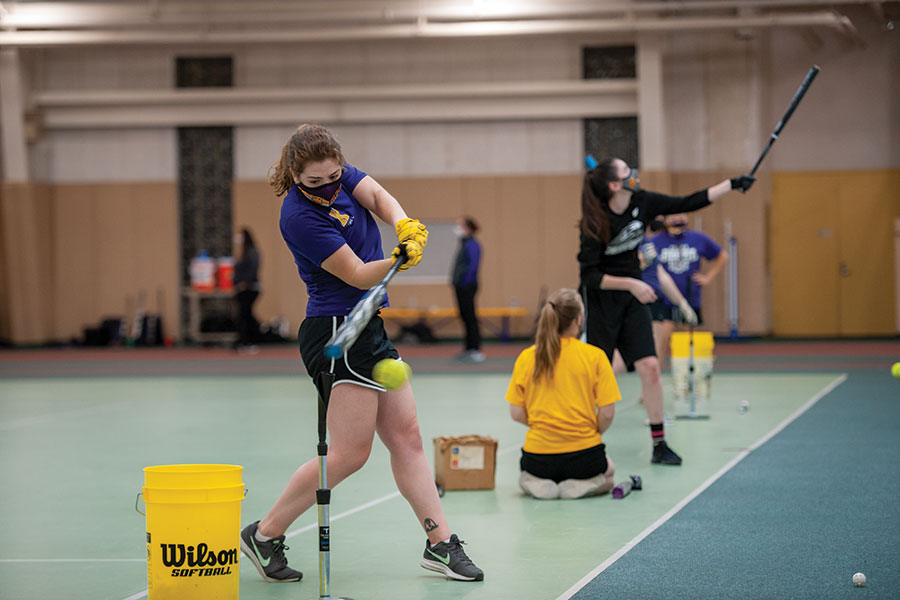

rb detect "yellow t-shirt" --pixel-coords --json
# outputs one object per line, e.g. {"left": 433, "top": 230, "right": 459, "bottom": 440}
{"left": 506, "top": 337, "right": 621, "bottom": 454}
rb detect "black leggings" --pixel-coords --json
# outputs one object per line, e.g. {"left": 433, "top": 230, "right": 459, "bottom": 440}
{"left": 454, "top": 284, "right": 481, "bottom": 351}
{"left": 235, "top": 290, "right": 259, "bottom": 346}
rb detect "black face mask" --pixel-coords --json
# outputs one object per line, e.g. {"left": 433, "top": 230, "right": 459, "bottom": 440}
{"left": 297, "top": 179, "right": 342, "bottom": 207}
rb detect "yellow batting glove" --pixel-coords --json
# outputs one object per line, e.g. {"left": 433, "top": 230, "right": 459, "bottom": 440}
{"left": 395, "top": 218, "right": 429, "bottom": 248}
{"left": 391, "top": 241, "right": 423, "bottom": 271}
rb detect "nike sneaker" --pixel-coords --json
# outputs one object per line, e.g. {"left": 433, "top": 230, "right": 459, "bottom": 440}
{"left": 240, "top": 521, "right": 302, "bottom": 582}
{"left": 420, "top": 534, "right": 484, "bottom": 581}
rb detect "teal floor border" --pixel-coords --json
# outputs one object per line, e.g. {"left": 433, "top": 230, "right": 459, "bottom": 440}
{"left": 572, "top": 371, "right": 900, "bottom": 599}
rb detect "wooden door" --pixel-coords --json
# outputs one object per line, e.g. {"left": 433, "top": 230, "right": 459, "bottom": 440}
{"left": 772, "top": 170, "right": 900, "bottom": 337}
{"left": 771, "top": 173, "right": 841, "bottom": 336}
{"left": 837, "top": 172, "right": 899, "bottom": 335}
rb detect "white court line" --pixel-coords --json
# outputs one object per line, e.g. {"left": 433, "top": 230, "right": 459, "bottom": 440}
{"left": 556, "top": 373, "right": 848, "bottom": 600}
{"left": 285, "top": 490, "right": 401, "bottom": 539}
{"left": 115, "top": 448, "right": 528, "bottom": 600}
{"left": 0, "top": 558, "right": 144, "bottom": 563}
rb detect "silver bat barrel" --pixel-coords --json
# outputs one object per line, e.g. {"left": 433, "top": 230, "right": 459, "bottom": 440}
{"left": 324, "top": 254, "right": 407, "bottom": 359}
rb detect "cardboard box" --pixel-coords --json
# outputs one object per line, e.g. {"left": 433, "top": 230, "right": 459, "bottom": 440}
{"left": 433, "top": 435, "right": 498, "bottom": 490}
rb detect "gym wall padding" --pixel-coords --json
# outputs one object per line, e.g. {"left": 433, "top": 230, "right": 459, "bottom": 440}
{"left": 2, "top": 171, "right": 777, "bottom": 344}
{"left": 771, "top": 169, "right": 900, "bottom": 337}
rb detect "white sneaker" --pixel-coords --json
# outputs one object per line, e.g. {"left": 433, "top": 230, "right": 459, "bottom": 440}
{"left": 467, "top": 351, "right": 486, "bottom": 363}
{"left": 456, "top": 350, "right": 485, "bottom": 364}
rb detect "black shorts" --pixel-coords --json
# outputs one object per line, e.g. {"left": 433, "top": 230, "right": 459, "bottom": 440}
{"left": 583, "top": 288, "right": 656, "bottom": 366}
{"left": 298, "top": 314, "right": 399, "bottom": 391}
{"left": 649, "top": 302, "right": 704, "bottom": 325}
{"left": 648, "top": 299, "right": 669, "bottom": 322}
{"left": 520, "top": 444, "right": 608, "bottom": 483}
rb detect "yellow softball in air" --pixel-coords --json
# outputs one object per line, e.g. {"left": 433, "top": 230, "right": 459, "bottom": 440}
{"left": 373, "top": 359, "right": 412, "bottom": 391}
{"left": 892, "top": 362, "right": 900, "bottom": 379}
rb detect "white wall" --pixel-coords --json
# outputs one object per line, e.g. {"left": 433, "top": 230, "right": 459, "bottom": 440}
{"left": 29, "top": 128, "right": 176, "bottom": 183}
{"left": 17, "top": 11, "right": 899, "bottom": 184}
{"left": 765, "top": 7, "right": 900, "bottom": 171}
{"left": 662, "top": 7, "right": 899, "bottom": 173}
{"left": 236, "top": 37, "right": 579, "bottom": 87}
{"left": 234, "top": 120, "right": 582, "bottom": 181}
{"left": 26, "top": 37, "right": 589, "bottom": 182}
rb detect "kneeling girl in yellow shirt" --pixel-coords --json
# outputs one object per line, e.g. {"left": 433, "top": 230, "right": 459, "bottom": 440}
{"left": 506, "top": 288, "right": 622, "bottom": 499}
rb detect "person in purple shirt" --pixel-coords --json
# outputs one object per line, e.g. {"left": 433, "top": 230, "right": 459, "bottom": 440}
{"left": 451, "top": 216, "right": 484, "bottom": 363}
{"left": 240, "top": 124, "right": 483, "bottom": 584}
{"left": 651, "top": 213, "right": 729, "bottom": 368}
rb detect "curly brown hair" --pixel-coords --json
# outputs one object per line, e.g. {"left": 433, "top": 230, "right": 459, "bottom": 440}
{"left": 268, "top": 124, "right": 346, "bottom": 196}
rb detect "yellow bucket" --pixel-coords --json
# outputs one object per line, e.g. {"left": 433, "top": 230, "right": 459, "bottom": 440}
{"left": 141, "top": 464, "right": 244, "bottom": 600}
{"left": 670, "top": 331, "right": 714, "bottom": 359}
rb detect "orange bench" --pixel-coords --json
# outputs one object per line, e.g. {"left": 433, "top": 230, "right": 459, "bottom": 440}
{"left": 380, "top": 306, "right": 528, "bottom": 342}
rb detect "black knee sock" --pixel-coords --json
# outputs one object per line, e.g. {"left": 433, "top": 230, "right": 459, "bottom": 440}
{"left": 650, "top": 422, "right": 664, "bottom": 445}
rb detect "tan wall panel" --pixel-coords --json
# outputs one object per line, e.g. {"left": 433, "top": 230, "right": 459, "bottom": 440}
{"left": 232, "top": 181, "right": 305, "bottom": 334}
{"left": 380, "top": 176, "right": 465, "bottom": 222}
{"left": 770, "top": 173, "right": 841, "bottom": 336}
{"left": 720, "top": 173, "right": 771, "bottom": 335}
{"left": 837, "top": 171, "right": 900, "bottom": 335}
{"left": 94, "top": 190, "right": 139, "bottom": 319}
{"left": 53, "top": 185, "right": 98, "bottom": 340}
{"left": 497, "top": 177, "right": 542, "bottom": 304}
{"left": 538, "top": 175, "right": 582, "bottom": 295}
{"left": 0, "top": 186, "right": 8, "bottom": 340}
{"left": 666, "top": 172, "right": 771, "bottom": 336}
{"left": 52, "top": 183, "right": 178, "bottom": 342}
{"left": 460, "top": 177, "right": 502, "bottom": 308}
{"left": 0, "top": 183, "right": 54, "bottom": 343}
{"left": 3, "top": 171, "right": 793, "bottom": 344}
{"left": 381, "top": 175, "right": 465, "bottom": 318}
{"left": 133, "top": 184, "right": 179, "bottom": 339}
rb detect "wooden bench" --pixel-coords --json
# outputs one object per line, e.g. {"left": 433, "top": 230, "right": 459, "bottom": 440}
{"left": 380, "top": 306, "right": 528, "bottom": 342}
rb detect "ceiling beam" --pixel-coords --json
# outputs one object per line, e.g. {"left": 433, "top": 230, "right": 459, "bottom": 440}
{"left": 0, "top": 12, "right": 852, "bottom": 48}
{"left": 0, "top": 1, "right": 887, "bottom": 29}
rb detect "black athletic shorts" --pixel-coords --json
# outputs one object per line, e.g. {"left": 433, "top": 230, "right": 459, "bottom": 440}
{"left": 648, "top": 299, "right": 669, "bottom": 322}
{"left": 649, "top": 301, "right": 704, "bottom": 325}
{"left": 583, "top": 287, "right": 656, "bottom": 366}
{"left": 520, "top": 444, "right": 608, "bottom": 483}
{"left": 298, "top": 314, "right": 399, "bottom": 391}
{"left": 647, "top": 300, "right": 703, "bottom": 325}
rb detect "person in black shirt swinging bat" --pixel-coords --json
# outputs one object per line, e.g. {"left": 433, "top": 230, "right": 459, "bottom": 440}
{"left": 578, "top": 157, "right": 754, "bottom": 465}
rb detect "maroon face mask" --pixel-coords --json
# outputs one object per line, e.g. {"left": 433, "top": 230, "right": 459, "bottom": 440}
{"left": 298, "top": 180, "right": 342, "bottom": 207}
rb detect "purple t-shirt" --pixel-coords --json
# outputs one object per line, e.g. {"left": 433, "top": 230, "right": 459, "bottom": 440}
{"left": 651, "top": 229, "right": 722, "bottom": 309}
{"left": 279, "top": 164, "right": 388, "bottom": 317}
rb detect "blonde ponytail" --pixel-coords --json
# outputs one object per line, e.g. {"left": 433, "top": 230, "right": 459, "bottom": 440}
{"left": 533, "top": 288, "right": 583, "bottom": 382}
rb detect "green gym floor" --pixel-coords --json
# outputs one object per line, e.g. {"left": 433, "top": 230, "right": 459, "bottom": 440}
{"left": 1, "top": 340, "right": 898, "bottom": 600}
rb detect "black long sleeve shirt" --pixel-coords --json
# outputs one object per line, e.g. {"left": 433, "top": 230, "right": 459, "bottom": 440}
{"left": 578, "top": 189, "right": 711, "bottom": 288}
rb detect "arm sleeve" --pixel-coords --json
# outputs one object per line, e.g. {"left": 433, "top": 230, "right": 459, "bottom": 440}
{"left": 578, "top": 234, "right": 608, "bottom": 289}
{"left": 505, "top": 352, "right": 531, "bottom": 407}
{"left": 593, "top": 351, "right": 622, "bottom": 408}
{"left": 282, "top": 212, "right": 346, "bottom": 267}
{"left": 641, "top": 190, "right": 711, "bottom": 219}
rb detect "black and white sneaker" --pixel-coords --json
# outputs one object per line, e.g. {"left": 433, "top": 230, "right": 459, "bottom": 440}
{"left": 651, "top": 440, "right": 683, "bottom": 465}
{"left": 420, "top": 534, "right": 484, "bottom": 581}
{"left": 240, "top": 521, "right": 302, "bottom": 582}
